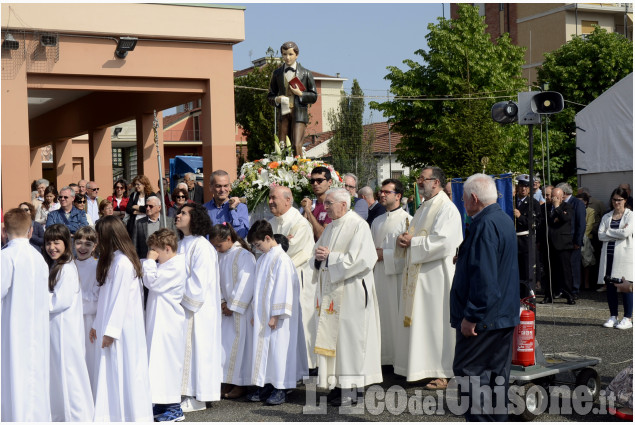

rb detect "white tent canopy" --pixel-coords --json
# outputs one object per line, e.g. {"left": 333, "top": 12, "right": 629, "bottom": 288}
{"left": 576, "top": 73, "right": 633, "bottom": 175}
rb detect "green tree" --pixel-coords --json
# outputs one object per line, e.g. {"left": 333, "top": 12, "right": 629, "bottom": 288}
{"left": 370, "top": 4, "right": 528, "bottom": 177}
{"left": 234, "top": 49, "right": 278, "bottom": 160}
{"left": 328, "top": 80, "right": 377, "bottom": 186}
{"left": 537, "top": 27, "right": 633, "bottom": 183}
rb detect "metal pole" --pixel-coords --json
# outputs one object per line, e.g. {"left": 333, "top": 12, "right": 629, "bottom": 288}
{"left": 153, "top": 110, "right": 167, "bottom": 226}
{"left": 545, "top": 116, "right": 551, "bottom": 186}
{"left": 527, "top": 124, "right": 536, "bottom": 293}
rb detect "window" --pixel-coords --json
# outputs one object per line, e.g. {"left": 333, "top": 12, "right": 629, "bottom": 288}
{"left": 581, "top": 20, "right": 598, "bottom": 35}
{"left": 112, "top": 148, "right": 123, "bottom": 167}
{"left": 391, "top": 171, "right": 403, "bottom": 179}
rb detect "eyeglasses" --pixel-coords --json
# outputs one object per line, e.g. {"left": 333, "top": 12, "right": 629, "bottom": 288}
{"left": 75, "top": 200, "right": 85, "bottom": 204}
{"left": 115, "top": 186, "right": 125, "bottom": 190}
{"left": 309, "top": 178, "right": 327, "bottom": 184}
{"left": 88, "top": 188, "right": 99, "bottom": 191}
{"left": 379, "top": 190, "right": 397, "bottom": 195}
{"left": 612, "top": 198, "right": 625, "bottom": 202}
{"left": 58, "top": 196, "right": 70, "bottom": 200}
{"left": 146, "top": 205, "right": 156, "bottom": 209}
{"left": 176, "top": 195, "right": 186, "bottom": 199}
{"left": 344, "top": 184, "right": 356, "bottom": 190}
{"left": 419, "top": 177, "right": 437, "bottom": 182}
{"left": 324, "top": 201, "right": 341, "bottom": 207}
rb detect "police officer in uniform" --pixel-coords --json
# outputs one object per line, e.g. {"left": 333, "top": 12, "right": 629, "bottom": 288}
{"left": 514, "top": 174, "right": 543, "bottom": 297}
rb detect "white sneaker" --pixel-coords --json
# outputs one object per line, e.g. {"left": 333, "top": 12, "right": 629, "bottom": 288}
{"left": 180, "top": 397, "right": 206, "bottom": 413}
{"left": 615, "top": 317, "right": 633, "bottom": 330}
{"left": 603, "top": 316, "right": 618, "bottom": 328}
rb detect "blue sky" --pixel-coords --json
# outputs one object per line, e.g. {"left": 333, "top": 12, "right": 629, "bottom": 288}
{"left": 231, "top": 3, "right": 450, "bottom": 123}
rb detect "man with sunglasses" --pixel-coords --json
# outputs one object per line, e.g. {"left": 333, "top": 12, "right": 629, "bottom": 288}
{"left": 300, "top": 166, "right": 333, "bottom": 241}
{"left": 45, "top": 186, "right": 88, "bottom": 234}
{"left": 85, "top": 181, "right": 103, "bottom": 224}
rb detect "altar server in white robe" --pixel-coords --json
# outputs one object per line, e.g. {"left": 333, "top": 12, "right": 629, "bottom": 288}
{"left": 44, "top": 224, "right": 94, "bottom": 421}
{"left": 210, "top": 223, "right": 256, "bottom": 399}
{"left": 1, "top": 209, "right": 52, "bottom": 422}
{"left": 267, "top": 185, "right": 318, "bottom": 369}
{"left": 394, "top": 167, "right": 463, "bottom": 389}
{"left": 310, "top": 188, "right": 382, "bottom": 407}
{"left": 246, "top": 220, "right": 308, "bottom": 406}
{"left": 74, "top": 226, "right": 100, "bottom": 390}
{"left": 371, "top": 179, "right": 412, "bottom": 366}
{"left": 175, "top": 203, "right": 223, "bottom": 412}
{"left": 90, "top": 216, "right": 153, "bottom": 421}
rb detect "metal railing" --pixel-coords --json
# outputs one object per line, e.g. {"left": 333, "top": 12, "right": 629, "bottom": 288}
{"left": 164, "top": 129, "right": 200, "bottom": 142}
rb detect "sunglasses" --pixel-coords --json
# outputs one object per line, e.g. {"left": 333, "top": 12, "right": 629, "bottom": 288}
{"left": 58, "top": 196, "right": 71, "bottom": 200}
{"left": 309, "top": 178, "right": 327, "bottom": 184}
{"left": 176, "top": 195, "right": 186, "bottom": 199}
{"left": 75, "top": 200, "right": 86, "bottom": 204}
{"left": 115, "top": 186, "right": 125, "bottom": 190}
{"left": 88, "top": 188, "right": 99, "bottom": 191}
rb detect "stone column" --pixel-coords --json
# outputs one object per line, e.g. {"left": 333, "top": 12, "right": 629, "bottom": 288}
{"left": 54, "top": 139, "right": 75, "bottom": 192}
{"left": 90, "top": 127, "right": 113, "bottom": 190}
{"left": 1, "top": 64, "right": 31, "bottom": 209}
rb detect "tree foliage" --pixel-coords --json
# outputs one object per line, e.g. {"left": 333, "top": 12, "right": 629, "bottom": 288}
{"left": 537, "top": 27, "right": 633, "bottom": 183}
{"left": 234, "top": 49, "right": 278, "bottom": 161}
{"left": 370, "top": 4, "right": 528, "bottom": 178}
{"left": 328, "top": 80, "right": 377, "bottom": 186}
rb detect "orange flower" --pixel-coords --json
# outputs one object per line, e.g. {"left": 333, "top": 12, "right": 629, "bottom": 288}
{"left": 254, "top": 159, "right": 260, "bottom": 163}
{"left": 292, "top": 165, "right": 299, "bottom": 172}
{"left": 268, "top": 161, "right": 279, "bottom": 169}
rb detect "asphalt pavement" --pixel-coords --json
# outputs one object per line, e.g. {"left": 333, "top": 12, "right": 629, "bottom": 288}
{"left": 185, "top": 289, "right": 632, "bottom": 422}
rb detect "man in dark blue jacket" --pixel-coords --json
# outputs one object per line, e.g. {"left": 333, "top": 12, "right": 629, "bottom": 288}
{"left": 45, "top": 186, "right": 89, "bottom": 235}
{"left": 450, "top": 173, "right": 520, "bottom": 422}
{"left": 557, "top": 182, "right": 586, "bottom": 297}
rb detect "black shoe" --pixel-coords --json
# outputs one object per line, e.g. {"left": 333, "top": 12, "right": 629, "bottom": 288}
{"left": 573, "top": 293, "right": 579, "bottom": 300}
{"left": 553, "top": 292, "right": 563, "bottom": 299}
{"left": 246, "top": 383, "right": 275, "bottom": 402}
{"left": 308, "top": 368, "right": 318, "bottom": 376}
{"left": 326, "top": 387, "right": 341, "bottom": 402}
{"left": 329, "top": 390, "right": 363, "bottom": 407}
{"left": 540, "top": 297, "right": 552, "bottom": 304}
{"left": 566, "top": 298, "right": 576, "bottom": 305}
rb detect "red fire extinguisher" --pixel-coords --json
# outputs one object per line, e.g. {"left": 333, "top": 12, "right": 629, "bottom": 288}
{"left": 512, "top": 297, "right": 535, "bottom": 367}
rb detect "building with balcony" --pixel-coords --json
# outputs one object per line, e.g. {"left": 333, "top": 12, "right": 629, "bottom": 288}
{"left": 451, "top": 3, "right": 633, "bottom": 82}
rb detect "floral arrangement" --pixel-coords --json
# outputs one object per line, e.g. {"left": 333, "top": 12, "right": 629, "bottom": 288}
{"left": 231, "top": 136, "right": 343, "bottom": 211}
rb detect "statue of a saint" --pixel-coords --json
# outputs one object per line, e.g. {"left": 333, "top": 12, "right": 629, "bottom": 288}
{"left": 267, "top": 41, "right": 318, "bottom": 157}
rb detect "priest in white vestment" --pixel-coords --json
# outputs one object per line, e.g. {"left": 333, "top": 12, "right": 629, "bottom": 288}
{"left": 49, "top": 260, "right": 94, "bottom": 421}
{"left": 310, "top": 188, "right": 382, "bottom": 407}
{"left": 267, "top": 185, "right": 318, "bottom": 369}
{"left": 1, "top": 209, "right": 52, "bottom": 422}
{"left": 246, "top": 220, "right": 308, "bottom": 405}
{"left": 371, "top": 179, "right": 412, "bottom": 366}
{"left": 142, "top": 228, "right": 187, "bottom": 414}
{"left": 394, "top": 167, "right": 463, "bottom": 388}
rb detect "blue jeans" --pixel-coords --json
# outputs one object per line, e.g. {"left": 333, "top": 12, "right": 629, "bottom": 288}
{"left": 607, "top": 282, "right": 633, "bottom": 318}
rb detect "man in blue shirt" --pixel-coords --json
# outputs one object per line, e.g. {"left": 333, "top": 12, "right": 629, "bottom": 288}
{"left": 450, "top": 173, "right": 520, "bottom": 422}
{"left": 203, "top": 170, "right": 249, "bottom": 238}
{"left": 45, "top": 186, "right": 89, "bottom": 234}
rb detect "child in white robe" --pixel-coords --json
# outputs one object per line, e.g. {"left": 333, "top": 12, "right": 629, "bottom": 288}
{"left": 90, "top": 216, "right": 153, "bottom": 421}
{"left": 1, "top": 208, "right": 51, "bottom": 422}
{"left": 43, "top": 224, "right": 94, "bottom": 421}
{"left": 246, "top": 220, "right": 308, "bottom": 405}
{"left": 73, "top": 226, "right": 100, "bottom": 391}
{"left": 143, "top": 228, "right": 187, "bottom": 421}
{"left": 210, "top": 223, "right": 256, "bottom": 399}
{"left": 175, "top": 203, "right": 223, "bottom": 412}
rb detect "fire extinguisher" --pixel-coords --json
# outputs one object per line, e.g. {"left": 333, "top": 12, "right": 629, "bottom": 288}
{"left": 512, "top": 296, "right": 535, "bottom": 367}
